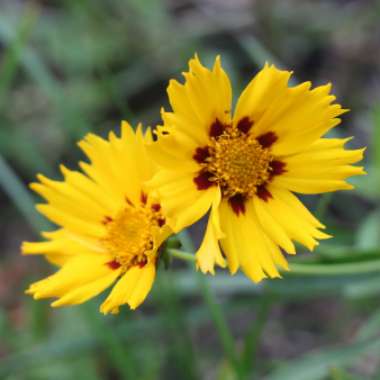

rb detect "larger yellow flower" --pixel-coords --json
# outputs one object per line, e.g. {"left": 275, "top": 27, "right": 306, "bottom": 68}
{"left": 149, "top": 55, "right": 365, "bottom": 282}
{"left": 22, "top": 123, "right": 171, "bottom": 313}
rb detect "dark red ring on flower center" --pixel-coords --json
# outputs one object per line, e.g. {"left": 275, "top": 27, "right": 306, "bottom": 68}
{"left": 256, "top": 132, "right": 278, "bottom": 148}
{"left": 107, "top": 260, "right": 121, "bottom": 270}
{"left": 193, "top": 170, "right": 215, "bottom": 190}
{"left": 237, "top": 117, "right": 253, "bottom": 134}
{"left": 209, "top": 119, "right": 227, "bottom": 138}
{"left": 193, "top": 146, "right": 210, "bottom": 163}
{"left": 228, "top": 193, "right": 247, "bottom": 215}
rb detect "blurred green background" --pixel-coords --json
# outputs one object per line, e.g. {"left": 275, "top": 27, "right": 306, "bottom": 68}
{"left": 0, "top": 0, "right": 379, "bottom": 379}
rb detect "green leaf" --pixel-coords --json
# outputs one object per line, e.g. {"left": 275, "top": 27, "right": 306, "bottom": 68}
{"left": 356, "top": 307, "right": 380, "bottom": 342}
{"left": 265, "top": 337, "right": 380, "bottom": 380}
{"left": 356, "top": 209, "right": 380, "bottom": 249}
{"left": 0, "top": 154, "right": 48, "bottom": 231}
{"left": 373, "top": 105, "right": 380, "bottom": 173}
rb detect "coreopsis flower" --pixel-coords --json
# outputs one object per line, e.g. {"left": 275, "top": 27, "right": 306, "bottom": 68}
{"left": 22, "top": 123, "right": 171, "bottom": 313}
{"left": 148, "top": 55, "right": 365, "bottom": 282}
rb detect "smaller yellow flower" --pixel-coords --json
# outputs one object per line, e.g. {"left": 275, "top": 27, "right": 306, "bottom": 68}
{"left": 22, "top": 122, "right": 171, "bottom": 313}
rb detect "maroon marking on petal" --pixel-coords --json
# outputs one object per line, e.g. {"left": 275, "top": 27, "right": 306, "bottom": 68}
{"left": 151, "top": 203, "right": 161, "bottom": 212}
{"left": 125, "top": 196, "right": 133, "bottom": 206}
{"left": 140, "top": 191, "right": 148, "bottom": 205}
{"left": 193, "top": 146, "right": 210, "bottom": 163}
{"left": 193, "top": 171, "right": 215, "bottom": 190}
{"left": 269, "top": 160, "right": 286, "bottom": 179}
{"left": 138, "top": 257, "right": 148, "bottom": 268}
{"left": 158, "top": 217, "right": 166, "bottom": 227}
{"left": 256, "top": 185, "right": 272, "bottom": 202}
{"left": 228, "top": 193, "right": 247, "bottom": 216}
{"left": 107, "top": 260, "right": 121, "bottom": 270}
{"left": 237, "top": 117, "right": 253, "bottom": 134}
{"left": 257, "top": 132, "right": 278, "bottom": 148}
{"left": 209, "top": 119, "right": 226, "bottom": 138}
{"left": 102, "top": 216, "right": 113, "bottom": 225}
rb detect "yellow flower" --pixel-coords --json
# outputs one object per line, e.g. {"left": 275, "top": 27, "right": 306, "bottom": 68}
{"left": 148, "top": 55, "right": 365, "bottom": 282}
{"left": 22, "top": 123, "right": 171, "bottom": 313}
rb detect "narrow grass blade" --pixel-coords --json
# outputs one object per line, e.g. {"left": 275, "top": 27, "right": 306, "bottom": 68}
{"left": 178, "top": 231, "right": 244, "bottom": 379}
{"left": 0, "top": 154, "right": 47, "bottom": 231}
{"left": 265, "top": 336, "right": 380, "bottom": 380}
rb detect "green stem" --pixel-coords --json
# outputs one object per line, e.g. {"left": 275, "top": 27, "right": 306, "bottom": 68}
{"left": 168, "top": 248, "right": 380, "bottom": 276}
{"left": 168, "top": 248, "right": 196, "bottom": 262}
{"left": 237, "top": 35, "right": 280, "bottom": 68}
{"left": 81, "top": 306, "right": 137, "bottom": 380}
{"left": 156, "top": 273, "right": 200, "bottom": 380}
{"left": 0, "top": 5, "right": 39, "bottom": 108}
{"left": 373, "top": 106, "right": 380, "bottom": 174}
{"left": 289, "top": 260, "right": 380, "bottom": 276}
{"left": 0, "top": 154, "right": 47, "bottom": 232}
{"left": 315, "top": 193, "right": 333, "bottom": 220}
{"left": 241, "top": 298, "right": 273, "bottom": 378}
{"left": 177, "top": 231, "right": 244, "bottom": 379}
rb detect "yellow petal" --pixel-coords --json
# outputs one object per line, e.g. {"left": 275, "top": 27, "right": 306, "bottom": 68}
{"left": 273, "top": 177, "right": 354, "bottom": 194}
{"left": 275, "top": 138, "right": 365, "bottom": 194}
{"left": 26, "top": 254, "right": 115, "bottom": 301}
{"left": 77, "top": 122, "right": 156, "bottom": 206}
{"left": 265, "top": 86, "right": 347, "bottom": 156}
{"left": 218, "top": 200, "right": 240, "bottom": 274}
{"left": 196, "top": 188, "right": 226, "bottom": 274}
{"left": 271, "top": 188, "right": 325, "bottom": 229}
{"left": 147, "top": 127, "right": 199, "bottom": 171}
{"left": 259, "top": 186, "right": 330, "bottom": 251}
{"left": 36, "top": 204, "right": 105, "bottom": 238}
{"left": 78, "top": 134, "right": 126, "bottom": 202}
{"left": 127, "top": 264, "right": 156, "bottom": 310}
{"left": 31, "top": 181, "right": 105, "bottom": 226}
{"left": 52, "top": 270, "right": 120, "bottom": 307}
{"left": 122, "top": 121, "right": 157, "bottom": 186}
{"left": 100, "top": 264, "right": 155, "bottom": 314}
{"left": 234, "top": 63, "right": 292, "bottom": 125}
{"left": 59, "top": 165, "right": 119, "bottom": 213}
{"left": 166, "top": 55, "right": 232, "bottom": 145}
{"left": 234, "top": 64, "right": 348, "bottom": 155}
{"left": 148, "top": 169, "right": 217, "bottom": 232}
{"left": 219, "top": 200, "right": 281, "bottom": 282}
{"left": 241, "top": 206, "right": 282, "bottom": 280}
{"left": 34, "top": 173, "right": 109, "bottom": 215}
{"left": 22, "top": 229, "right": 104, "bottom": 265}
{"left": 252, "top": 197, "right": 296, "bottom": 254}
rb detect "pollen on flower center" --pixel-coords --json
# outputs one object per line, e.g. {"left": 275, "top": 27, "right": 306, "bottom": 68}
{"left": 193, "top": 120, "right": 286, "bottom": 213}
{"left": 102, "top": 200, "right": 164, "bottom": 271}
{"left": 206, "top": 128, "right": 273, "bottom": 198}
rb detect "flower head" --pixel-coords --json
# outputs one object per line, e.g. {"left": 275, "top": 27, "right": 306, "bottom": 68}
{"left": 148, "top": 55, "right": 365, "bottom": 281}
{"left": 22, "top": 123, "right": 171, "bottom": 313}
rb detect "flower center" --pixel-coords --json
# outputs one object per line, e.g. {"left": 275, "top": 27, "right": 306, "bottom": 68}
{"left": 207, "top": 128, "right": 273, "bottom": 198}
{"left": 193, "top": 119, "right": 286, "bottom": 214}
{"left": 102, "top": 198, "right": 164, "bottom": 271}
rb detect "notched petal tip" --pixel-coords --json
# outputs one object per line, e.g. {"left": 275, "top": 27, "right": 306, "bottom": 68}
{"left": 196, "top": 260, "right": 216, "bottom": 276}
{"left": 21, "top": 241, "right": 35, "bottom": 255}
{"left": 51, "top": 299, "right": 63, "bottom": 308}
{"left": 35, "top": 173, "right": 46, "bottom": 182}
{"left": 212, "top": 55, "right": 222, "bottom": 71}
{"left": 280, "top": 260, "right": 290, "bottom": 272}
{"left": 227, "top": 264, "right": 239, "bottom": 275}
{"left": 167, "top": 78, "right": 181, "bottom": 92}
{"left": 25, "top": 287, "right": 33, "bottom": 295}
